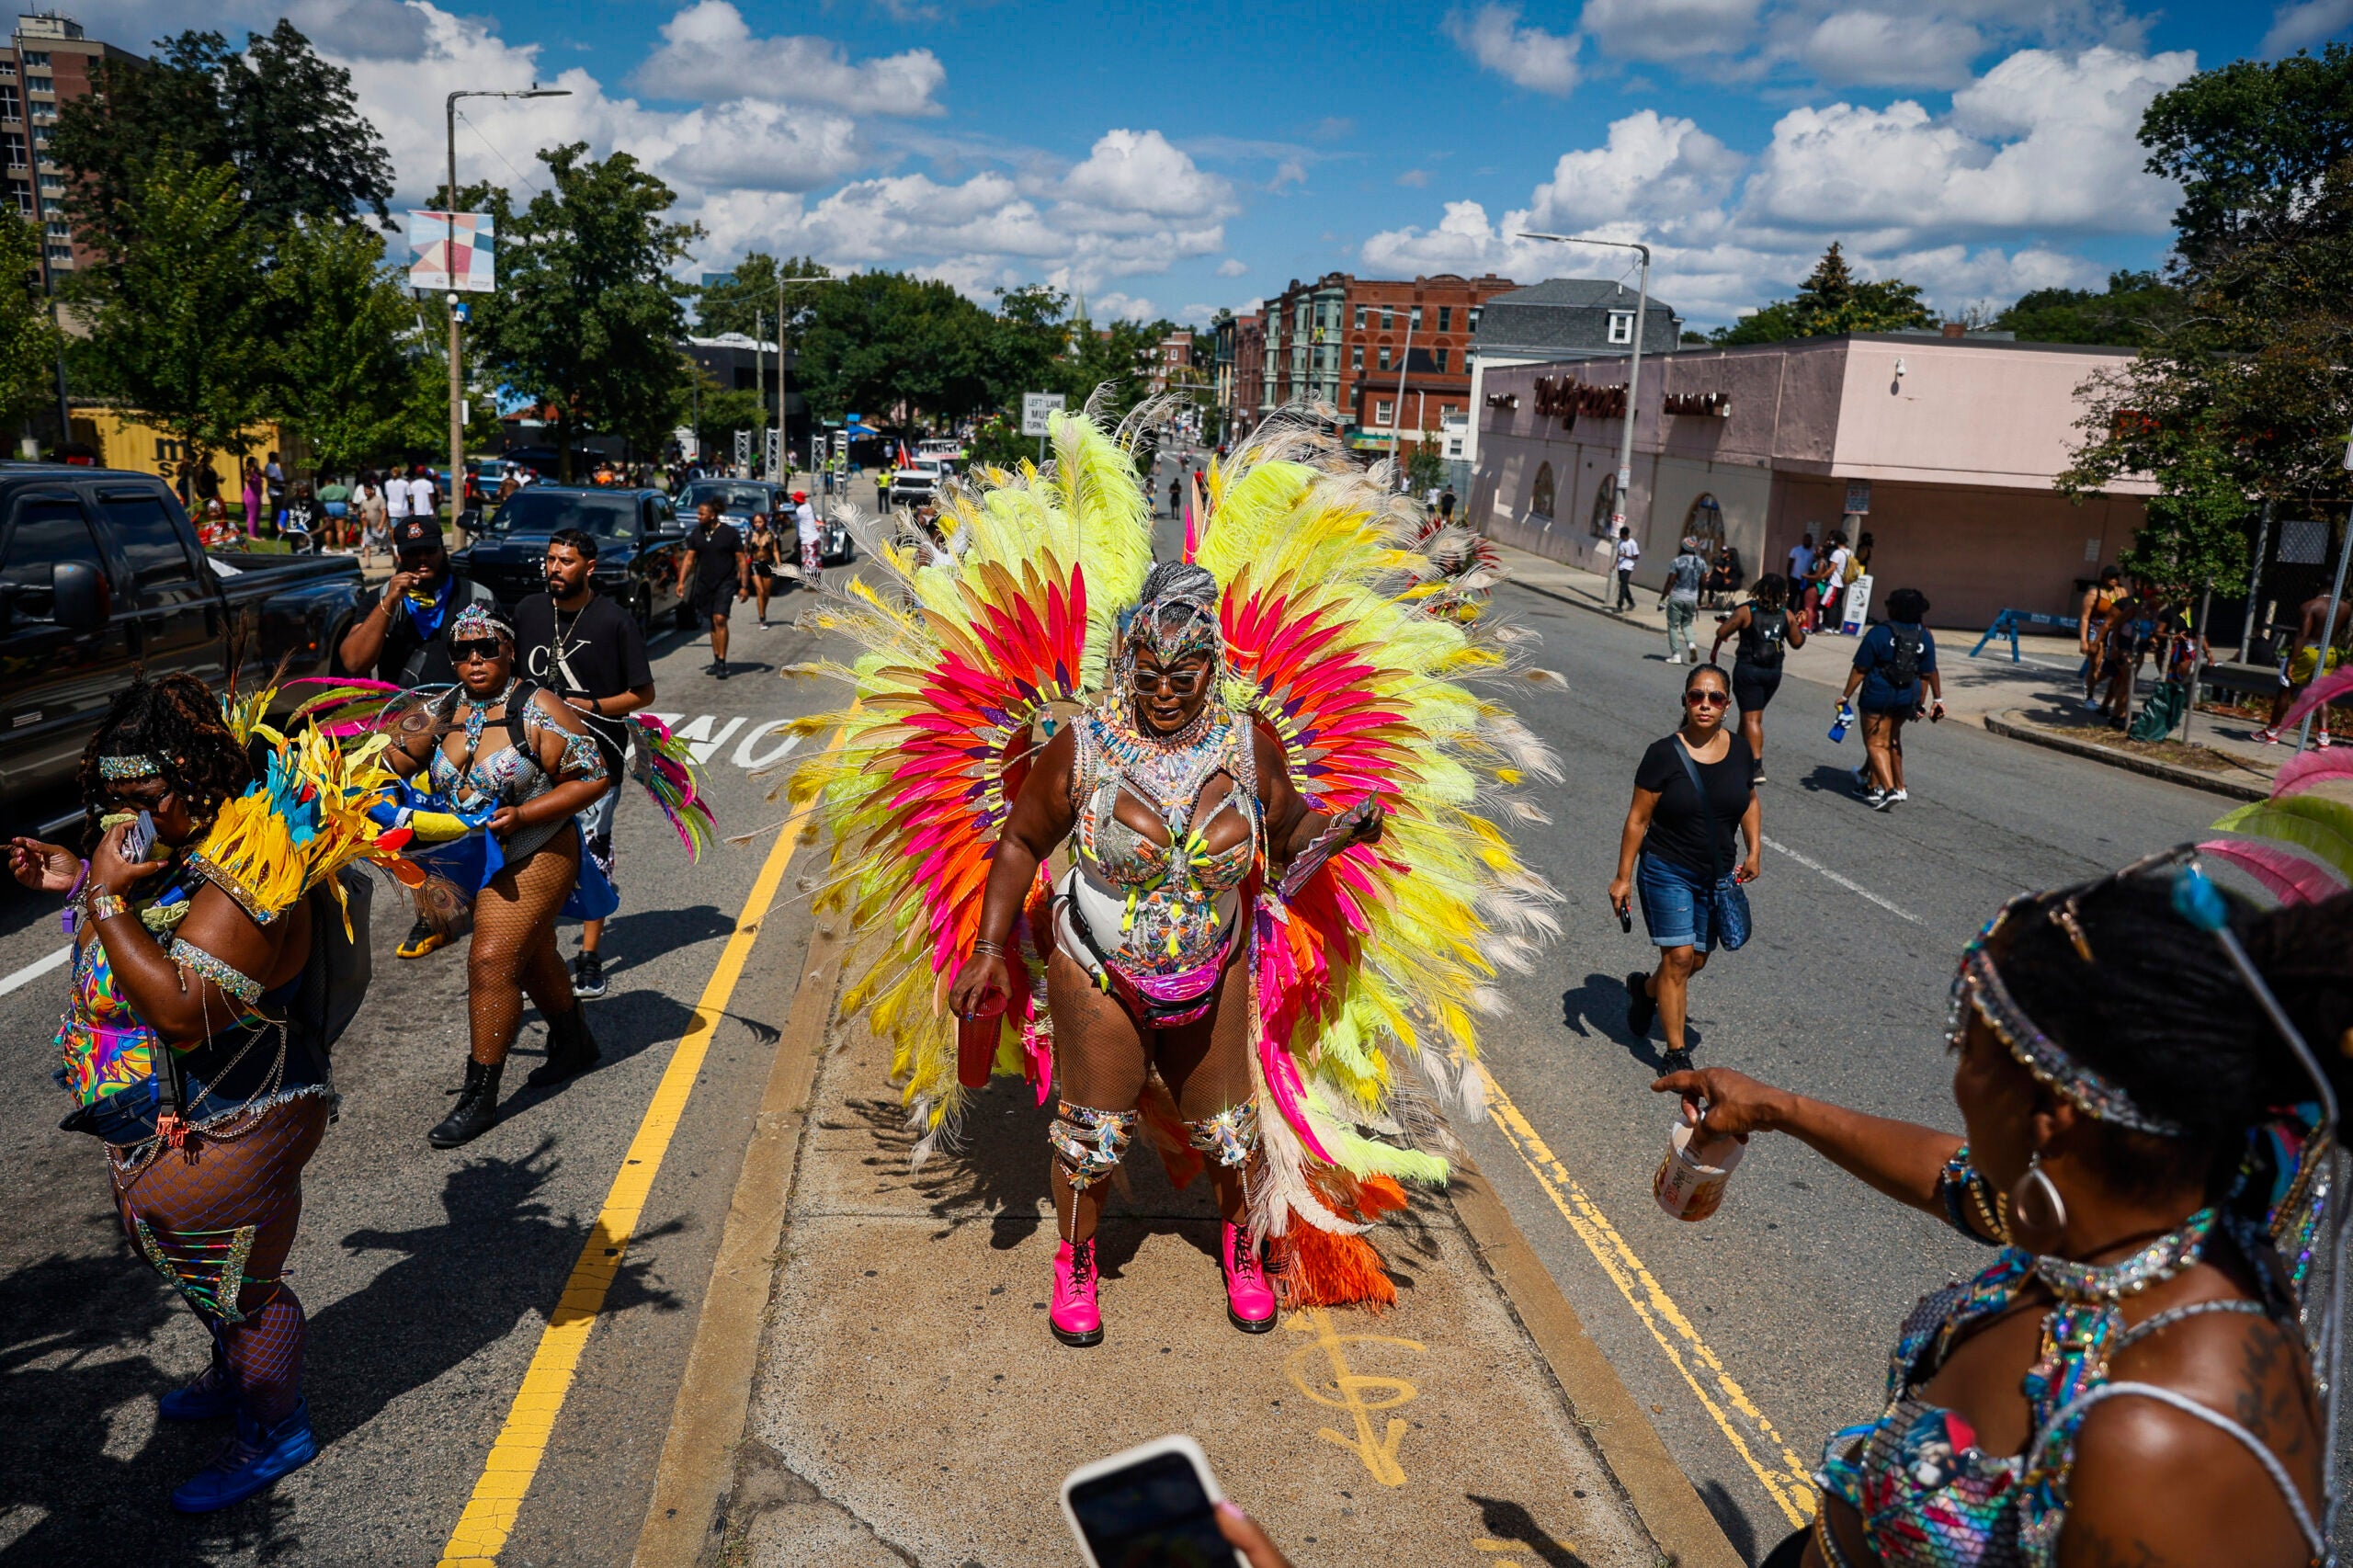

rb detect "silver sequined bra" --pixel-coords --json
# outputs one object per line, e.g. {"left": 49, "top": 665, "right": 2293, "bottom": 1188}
{"left": 426, "top": 697, "right": 604, "bottom": 859}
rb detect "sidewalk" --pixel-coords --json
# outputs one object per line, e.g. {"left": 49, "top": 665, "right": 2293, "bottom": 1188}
{"left": 631, "top": 926, "right": 1740, "bottom": 1568}
{"left": 1494, "top": 543, "right": 2296, "bottom": 801}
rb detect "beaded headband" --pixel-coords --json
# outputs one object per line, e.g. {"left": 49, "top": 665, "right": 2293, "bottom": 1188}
{"left": 449, "top": 603, "right": 514, "bottom": 643}
{"left": 1946, "top": 892, "right": 2187, "bottom": 1137}
{"left": 1121, "top": 562, "right": 1222, "bottom": 671}
{"left": 97, "top": 754, "right": 160, "bottom": 780}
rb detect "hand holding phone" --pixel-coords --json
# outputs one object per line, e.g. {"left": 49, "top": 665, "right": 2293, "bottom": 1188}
{"left": 1063, "top": 1435, "right": 1244, "bottom": 1568}
{"left": 121, "top": 811, "right": 155, "bottom": 865}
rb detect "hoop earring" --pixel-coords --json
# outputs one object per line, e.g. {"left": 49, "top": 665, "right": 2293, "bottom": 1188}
{"left": 2009, "top": 1150, "right": 2069, "bottom": 1235}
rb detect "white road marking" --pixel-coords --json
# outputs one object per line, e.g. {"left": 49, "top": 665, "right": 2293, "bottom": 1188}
{"left": 730, "top": 722, "right": 800, "bottom": 771}
{"left": 0, "top": 943, "right": 70, "bottom": 998}
{"left": 1761, "top": 836, "right": 1922, "bottom": 924}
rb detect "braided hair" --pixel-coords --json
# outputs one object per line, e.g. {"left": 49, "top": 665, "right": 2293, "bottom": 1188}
{"left": 76, "top": 671, "right": 251, "bottom": 853}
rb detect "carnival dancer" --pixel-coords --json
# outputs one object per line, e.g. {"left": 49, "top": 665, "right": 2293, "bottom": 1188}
{"left": 1655, "top": 856, "right": 2349, "bottom": 1568}
{"left": 7, "top": 670, "right": 413, "bottom": 1511}
{"left": 786, "top": 400, "right": 1563, "bottom": 1346}
{"left": 381, "top": 605, "right": 617, "bottom": 1147}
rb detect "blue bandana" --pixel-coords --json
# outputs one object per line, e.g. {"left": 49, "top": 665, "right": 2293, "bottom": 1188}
{"left": 404, "top": 574, "right": 455, "bottom": 643}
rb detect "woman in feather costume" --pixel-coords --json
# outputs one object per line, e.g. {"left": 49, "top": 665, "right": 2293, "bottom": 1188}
{"left": 787, "top": 399, "right": 1562, "bottom": 1346}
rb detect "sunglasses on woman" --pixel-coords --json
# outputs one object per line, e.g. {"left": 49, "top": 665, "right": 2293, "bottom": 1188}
{"left": 1685, "top": 688, "right": 1729, "bottom": 708}
{"left": 1133, "top": 666, "right": 1206, "bottom": 696}
{"left": 449, "top": 638, "right": 505, "bottom": 663}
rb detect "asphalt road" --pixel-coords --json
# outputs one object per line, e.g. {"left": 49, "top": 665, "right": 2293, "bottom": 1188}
{"left": 0, "top": 587, "right": 837, "bottom": 1567}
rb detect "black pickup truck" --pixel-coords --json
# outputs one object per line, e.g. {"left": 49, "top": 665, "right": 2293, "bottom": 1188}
{"left": 451, "top": 484, "right": 689, "bottom": 632}
{"left": 0, "top": 464, "right": 368, "bottom": 824}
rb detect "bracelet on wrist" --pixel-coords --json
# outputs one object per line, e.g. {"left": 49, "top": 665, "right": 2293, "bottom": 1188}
{"left": 971, "top": 937, "right": 1007, "bottom": 958}
{"left": 88, "top": 893, "right": 131, "bottom": 923}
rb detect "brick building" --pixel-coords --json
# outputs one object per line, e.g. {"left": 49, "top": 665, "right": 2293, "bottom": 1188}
{"left": 1149, "top": 328, "right": 1197, "bottom": 395}
{"left": 1210, "top": 307, "right": 1267, "bottom": 446}
{"left": 1257, "top": 271, "right": 1518, "bottom": 451}
{"left": 4, "top": 13, "right": 140, "bottom": 275}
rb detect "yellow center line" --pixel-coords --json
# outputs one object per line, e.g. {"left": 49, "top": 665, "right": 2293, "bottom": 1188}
{"left": 437, "top": 726, "right": 845, "bottom": 1568}
{"left": 1483, "top": 1078, "right": 1819, "bottom": 1529}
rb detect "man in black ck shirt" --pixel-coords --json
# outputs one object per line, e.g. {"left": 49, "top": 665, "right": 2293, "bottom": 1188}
{"left": 515, "top": 528, "right": 657, "bottom": 1001}
{"left": 676, "top": 498, "right": 750, "bottom": 679}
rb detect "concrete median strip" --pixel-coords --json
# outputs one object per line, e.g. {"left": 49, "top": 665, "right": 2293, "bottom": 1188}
{"left": 631, "top": 905, "right": 1745, "bottom": 1568}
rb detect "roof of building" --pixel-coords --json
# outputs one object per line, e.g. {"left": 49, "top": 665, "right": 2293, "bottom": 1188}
{"left": 1472, "top": 278, "right": 1681, "bottom": 358}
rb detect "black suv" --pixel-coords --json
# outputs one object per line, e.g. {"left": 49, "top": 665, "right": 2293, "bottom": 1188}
{"left": 453, "top": 486, "right": 688, "bottom": 632}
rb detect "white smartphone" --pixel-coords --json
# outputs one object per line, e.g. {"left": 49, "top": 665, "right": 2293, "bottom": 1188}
{"left": 1059, "top": 1434, "right": 1240, "bottom": 1568}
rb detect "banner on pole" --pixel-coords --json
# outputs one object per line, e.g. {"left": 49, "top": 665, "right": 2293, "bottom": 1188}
{"left": 408, "top": 210, "right": 496, "bottom": 293}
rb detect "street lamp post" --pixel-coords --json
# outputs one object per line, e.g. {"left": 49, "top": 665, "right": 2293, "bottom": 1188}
{"left": 1519, "top": 233, "right": 1651, "bottom": 536}
{"left": 445, "top": 86, "right": 568, "bottom": 509}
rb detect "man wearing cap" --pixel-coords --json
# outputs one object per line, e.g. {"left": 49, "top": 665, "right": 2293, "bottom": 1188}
{"left": 337, "top": 516, "right": 500, "bottom": 959}
{"left": 792, "top": 490, "right": 822, "bottom": 587}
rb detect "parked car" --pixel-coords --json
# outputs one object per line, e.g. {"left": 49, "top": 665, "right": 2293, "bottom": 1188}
{"left": 450, "top": 484, "right": 688, "bottom": 635}
{"left": 0, "top": 464, "right": 368, "bottom": 826}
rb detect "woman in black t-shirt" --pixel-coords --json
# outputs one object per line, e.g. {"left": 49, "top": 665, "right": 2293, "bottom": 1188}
{"left": 1607, "top": 664, "right": 1761, "bottom": 1074}
{"left": 1708, "top": 572, "right": 1804, "bottom": 786}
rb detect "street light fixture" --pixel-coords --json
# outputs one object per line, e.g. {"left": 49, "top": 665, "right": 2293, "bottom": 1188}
{"left": 444, "top": 86, "right": 569, "bottom": 507}
{"left": 1518, "top": 232, "right": 1652, "bottom": 538}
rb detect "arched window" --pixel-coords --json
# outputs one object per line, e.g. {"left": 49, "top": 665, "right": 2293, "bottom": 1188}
{"left": 1685, "top": 493, "right": 1724, "bottom": 550}
{"left": 1530, "top": 462, "right": 1555, "bottom": 520}
{"left": 1589, "top": 472, "right": 1618, "bottom": 537}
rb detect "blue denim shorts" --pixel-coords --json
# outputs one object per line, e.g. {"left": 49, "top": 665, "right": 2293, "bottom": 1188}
{"left": 1636, "top": 851, "right": 1739, "bottom": 952}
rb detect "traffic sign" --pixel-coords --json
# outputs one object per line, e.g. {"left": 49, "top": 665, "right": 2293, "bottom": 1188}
{"left": 1021, "top": 392, "right": 1066, "bottom": 437}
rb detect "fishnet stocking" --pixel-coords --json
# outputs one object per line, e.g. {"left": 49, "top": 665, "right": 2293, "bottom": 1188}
{"left": 467, "top": 825, "right": 580, "bottom": 1068}
{"left": 1046, "top": 947, "right": 1256, "bottom": 1244}
{"left": 114, "top": 1095, "right": 327, "bottom": 1426}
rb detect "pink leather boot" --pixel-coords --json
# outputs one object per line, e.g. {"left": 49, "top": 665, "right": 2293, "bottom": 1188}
{"left": 1051, "top": 1237, "right": 1103, "bottom": 1346}
{"left": 1221, "top": 1221, "right": 1278, "bottom": 1333}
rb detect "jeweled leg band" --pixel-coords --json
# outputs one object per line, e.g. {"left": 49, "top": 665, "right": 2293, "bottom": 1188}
{"left": 1183, "top": 1100, "right": 1260, "bottom": 1169}
{"left": 1049, "top": 1102, "right": 1137, "bottom": 1190}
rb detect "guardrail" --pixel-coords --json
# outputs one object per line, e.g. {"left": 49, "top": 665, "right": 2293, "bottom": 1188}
{"left": 1970, "top": 608, "right": 2078, "bottom": 663}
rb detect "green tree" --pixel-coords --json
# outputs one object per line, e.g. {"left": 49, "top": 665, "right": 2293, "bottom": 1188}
{"left": 1710, "top": 244, "right": 1933, "bottom": 343}
{"left": 263, "top": 221, "right": 443, "bottom": 475}
{"left": 2062, "top": 52, "right": 2353, "bottom": 591}
{"left": 684, "top": 361, "right": 768, "bottom": 458}
{"left": 795, "top": 270, "right": 995, "bottom": 426}
{"left": 53, "top": 22, "right": 392, "bottom": 255}
{"left": 0, "top": 215, "right": 60, "bottom": 438}
{"left": 67, "top": 151, "right": 272, "bottom": 475}
{"left": 1403, "top": 439, "right": 1446, "bottom": 494}
{"left": 696, "top": 251, "right": 834, "bottom": 342}
{"left": 470, "top": 144, "right": 699, "bottom": 478}
{"left": 1994, "top": 270, "right": 2185, "bottom": 347}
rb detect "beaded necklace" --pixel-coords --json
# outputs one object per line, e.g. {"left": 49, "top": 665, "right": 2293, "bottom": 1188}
{"left": 457, "top": 677, "right": 520, "bottom": 753}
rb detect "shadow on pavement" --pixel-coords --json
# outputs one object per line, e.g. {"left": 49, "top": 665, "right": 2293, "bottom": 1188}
{"left": 1797, "top": 763, "right": 1867, "bottom": 798}
{"left": 309, "top": 1137, "right": 682, "bottom": 1450}
{"left": 1561, "top": 971, "right": 1702, "bottom": 1069}
{"left": 1464, "top": 1493, "right": 1590, "bottom": 1566}
{"left": 1694, "top": 1477, "right": 1762, "bottom": 1564}
{"left": 579, "top": 903, "right": 736, "bottom": 973}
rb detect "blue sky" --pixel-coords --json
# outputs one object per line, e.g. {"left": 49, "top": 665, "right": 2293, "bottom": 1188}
{"left": 108, "top": 0, "right": 2347, "bottom": 328}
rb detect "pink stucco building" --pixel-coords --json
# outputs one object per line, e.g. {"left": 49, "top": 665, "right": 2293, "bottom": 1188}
{"left": 1470, "top": 334, "right": 2155, "bottom": 630}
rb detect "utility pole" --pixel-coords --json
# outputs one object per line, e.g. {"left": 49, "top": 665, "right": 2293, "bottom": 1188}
{"left": 1390, "top": 308, "right": 1415, "bottom": 480}
{"left": 1520, "top": 233, "right": 1651, "bottom": 535}
{"left": 445, "top": 86, "right": 568, "bottom": 507}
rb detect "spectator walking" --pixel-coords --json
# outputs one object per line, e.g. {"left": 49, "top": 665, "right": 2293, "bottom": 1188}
{"left": 1659, "top": 536, "right": 1709, "bottom": 664}
{"left": 676, "top": 499, "right": 749, "bottom": 679}
{"left": 516, "top": 527, "right": 657, "bottom": 1002}
{"left": 1710, "top": 572, "right": 1803, "bottom": 785}
{"left": 1608, "top": 663, "right": 1759, "bottom": 1074}
{"left": 384, "top": 465, "right": 412, "bottom": 528}
{"left": 2255, "top": 586, "right": 2351, "bottom": 746}
{"left": 241, "top": 458, "right": 263, "bottom": 538}
{"left": 1613, "top": 526, "right": 1641, "bottom": 612}
{"left": 745, "top": 510, "right": 783, "bottom": 628}
{"left": 792, "top": 491, "right": 821, "bottom": 588}
{"left": 2097, "top": 584, "right": 2161, "bottom": 727}
{"left": 356, "top": 477, "right": 390, "bottom": 562}
{"left": 1438, "top": 483, "right": 1457, "bottom": 522}
{"left": 1168, "top": 476, "right": 1182, "bottom": 518}
{"left": 1786, "top": 531, "right": 1817, "bottom": 630}
{"left": 1839, "top": 585, "right": 1943, "bottom": 810}
{"left": 1820, "top": 530, "right": 1854, "bottom": 631}
{"left": 2078, "top": 564, "right": 2125, "bottom": 706}
{"left": 405, "top": 465, "right": 439, "bottom": 526}
{"left": 317, "top": 476, "right": 352, "bottom": 549}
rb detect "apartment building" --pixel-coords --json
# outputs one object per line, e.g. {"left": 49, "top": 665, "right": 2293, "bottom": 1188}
{"left": 3, "top": 13, "right": 141, "bottom": 273}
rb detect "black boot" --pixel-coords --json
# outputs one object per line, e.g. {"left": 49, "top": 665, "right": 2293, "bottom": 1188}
{"left": 429, "top": 1058, "right": 502, "bottom": 1148}
{"left": 526, "top": 1006, "right": 602, "bottom": 1086}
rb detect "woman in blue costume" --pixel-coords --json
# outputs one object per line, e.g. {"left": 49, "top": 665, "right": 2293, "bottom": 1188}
{"left": 381, "top": 603, "right": 615, "bottom": 1148}
{"left": 7, "top": 670, "right": 410, "bottom": 1512}
{"left": 1657, "top": 857, "right": 2348, "bottom": 1568}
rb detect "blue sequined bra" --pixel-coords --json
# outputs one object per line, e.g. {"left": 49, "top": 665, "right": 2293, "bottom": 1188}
{"left": 1811, "top": 1148, "right": 2325, "bottom": 1568}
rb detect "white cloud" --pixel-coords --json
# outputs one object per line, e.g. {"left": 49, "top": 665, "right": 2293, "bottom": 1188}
{"left": 1090, "top": 292, "right": 1159, "bottom": 324}
{"left": 1397, "top": 167, "right": 1432, "bottom": 187}
{"left": 1798, "top": 11, "right": 1985, "bottom": 86}
{"left": 1056, "top": 129, "right": 1233, "bottom": 221}
{"left": 1579, "top": 0, "right": 1761, "bottom": 62}
{"left": 1745, "top": 47, "right": 2195, "bottom": 240}
{"left": 1363, "top": 46, "right": 2187, "bottom": 327}
{"left": 633, "top": 0, "right": 945, "bottom": 115}
{"left": 1444, "top": 6, "right": 1581, "bottom": 95}
{"left": 1217, "top": 258, "right": 1249, "bottom": 277}
{"left": 2264, "top": 0, "right": 2353, "bottom": 52}
{"left": 660, "top": 100, "right": 867, "bottom": 193}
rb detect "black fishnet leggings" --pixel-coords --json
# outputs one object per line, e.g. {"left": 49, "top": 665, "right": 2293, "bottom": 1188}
{"left": 1047, "top": 944, "right": 1255, "bottom": 1244}
{"left": 468, "top": 824, "right": 579, "bottom": 1068}
{"left": 113, "top": 1094, "right": 329, "bottom": 1427}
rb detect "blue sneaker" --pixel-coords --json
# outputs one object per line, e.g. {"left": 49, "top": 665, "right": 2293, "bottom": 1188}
{"left": 158, "top": 1369, "right": 238, "bottom": 1422}
{"left": 169, "top": 1400, "right": 318, "bottom": 1513}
